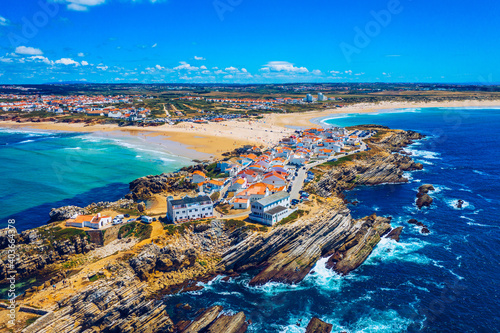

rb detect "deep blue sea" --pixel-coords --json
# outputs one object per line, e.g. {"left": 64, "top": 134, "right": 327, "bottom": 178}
{"left": 164, "top": 107, "right": 500, "bottom": 332}
{"left": 0, "top": 128, "right": 191, "bottom": 231}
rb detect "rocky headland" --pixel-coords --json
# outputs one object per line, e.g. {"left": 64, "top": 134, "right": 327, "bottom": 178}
{"left": 0, "top": 126, "right": 426, "bottom": 332}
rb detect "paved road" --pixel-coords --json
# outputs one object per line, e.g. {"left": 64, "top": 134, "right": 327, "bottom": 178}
{"left": 289, "top": 140, "right": 368, "bottom": 201}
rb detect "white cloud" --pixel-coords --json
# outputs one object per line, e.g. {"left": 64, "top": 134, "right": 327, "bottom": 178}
{"left": 330, "top": 70, "right": 340, "bottom": 75}
{"left": 200, "top": 65, "right": 207, "bottom": 70}
{"left": 155, "top": 64, "right": 165, "bottom": 70}
{"left": 152, "top": 43, "right": 157, "bottom": 48}
{"left": 81, "top": 60, "right": 89, "bottom": 66}
{"left": 0, "top": 16, "right": 10, "bottom": 26}
{"left": 67, "top": 3, "right": 88, "bottom": 11}
{"left": 64, "top": 0, "right": 106, "bottom": 11}
{"left": 261, "top": 61, "right": 308, "bottom": 73}
{"left": 201, "top": 70, "right": 210, "bottom": 74}
{"left": 55, "top": 58, "right": 80, "bottom": 66}
{"left": 312, "top": 69, "right": 322, "bottom": 75}
{"left": 194, "top": 56, "right": 205, "bottom": 60}
{"left": 15, "top": 46, "right": 43, "bottom": 55}
{"left": 241, "top": 68, "right": 248, "bottom": 73}
{"left": 77, "top": 52, "right": 85, "bottom": 57}
{"left": 97, "top": 64, "right": 108, "bottom": 71}
{"left": 225, "top": 66, "right": 239, "bottom": 72}
{"left": 174, "top": 61, "right": 199, "bottom": 71}
{"left": 28, "top": 56, "right": 53, "bottom": 65}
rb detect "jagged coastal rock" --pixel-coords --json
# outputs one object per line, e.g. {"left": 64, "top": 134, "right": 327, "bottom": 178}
{"left": 127, "top": 172, "right": 194, "bottom": 201}
{"left": 305, "top": 317, "right": 333, "bottom": 333}
{"left": 407, "top": 218, "right": 430, "bottom": 234}
{"left": 386, "top": 226, "right": 404, "bottom": 242}
{"left": 176, "top": 305, "right": 249, "bottom": 333}
{"left": 219, "top": 208, "right": 391, "bottom": 284}
{"left": 416, "top": 184, "right": 435, "bottom": 209}
{"left": 32, "top": 275, "right": 175, "bottom": 333}
{"left": 129, "top": 243, "right": 198, "bottom": 280}
{"left": 49, "top": 205, "right": 89, "bottom": 221}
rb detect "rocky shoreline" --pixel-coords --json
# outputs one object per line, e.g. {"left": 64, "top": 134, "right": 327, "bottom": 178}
{"left": 0, "top": 125, "right": 426, "bottom": 332}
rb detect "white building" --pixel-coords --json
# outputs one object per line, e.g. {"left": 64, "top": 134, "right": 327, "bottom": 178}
{"left": 318, "top": 93, "right": 327, "bottom": 101}
{"left": 166, "top": 194, "right": 214, "bottom": 223}
{"left": 249, "top": 192, "right": 292, "bottom": 226}
{"left": 65, "top": 213, "right": 112, "bottom": 229}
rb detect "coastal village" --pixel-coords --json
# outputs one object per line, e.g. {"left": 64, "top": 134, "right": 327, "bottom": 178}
{"left": 63, "top": 125, "right": 371, "bottom": 229}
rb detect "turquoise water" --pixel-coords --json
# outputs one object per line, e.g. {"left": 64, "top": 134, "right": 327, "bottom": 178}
{"left": 166, "top": 107, "right": 500, "bottom": 332}
{"left": 0, "top": 128, "right": 191, "bottom": 231}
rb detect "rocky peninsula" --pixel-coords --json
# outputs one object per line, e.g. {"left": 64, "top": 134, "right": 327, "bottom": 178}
{"left": 0, "top": 125, "right": 425, "bottom": 332}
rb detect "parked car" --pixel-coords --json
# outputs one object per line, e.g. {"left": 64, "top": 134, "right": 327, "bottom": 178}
{"left": 115, "top": 214, "right": 124, "bottom": 220}
{"left": 124, "top": 214, "right": 130, "bottom": 218}
{"left": 153, "top": 217, "right": 157, "bottom": 222}
{"left": 291, "top": 199, "right": 300, "bottom": 205}
{"left": 127, "top": 218, "right": 135, "bottom": 223}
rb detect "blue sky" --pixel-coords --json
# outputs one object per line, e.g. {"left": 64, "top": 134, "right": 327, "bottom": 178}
{"left": 0, "top": 0, "right": 498, "bottom": 84}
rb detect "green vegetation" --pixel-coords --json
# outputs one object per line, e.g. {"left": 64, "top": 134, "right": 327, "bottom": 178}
{"left": 276, "top": 210, "right": 308, "bottom": 226}
{"left": 38, "top": 226, "right": 89, "bottom": 243}
{"left": 163, "top": 220, "right": 209, "bottom": 235}
{"left": 204, "top": 162, "right": 228, "bottom": 178}
{"left": 61, "top": 257, "right": 86, "bottom": 269}
{"left": 25, "top": 317, "right": 39, "bottom": 327}
{"left": 224, "top": 219, "right": 246, "bottom": 230}
{"left": 324, "top": 152, "right": 369, "bottom": 167}
{"left": 89, "top": 274, "right": 105, "bottom": 282}
{"left": 210, "top": 191, "right": 220, "bottom": 202}
{"left": 118, "top": 222, "right": 152, "bottom": 241}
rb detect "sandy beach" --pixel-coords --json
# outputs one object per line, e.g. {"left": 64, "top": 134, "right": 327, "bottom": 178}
{"left": 0, "top": 118, "right": 293, "bottom": 160}
{"left": 264, "top": 99, "right": 500, "bottom": 128}
{"left": 1, "top": 99, "right": 499, "bottom": 159}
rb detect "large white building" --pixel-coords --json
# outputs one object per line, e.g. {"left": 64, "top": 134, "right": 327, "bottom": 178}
{"left": 249, "top": 191, "right": 292, "bottom": 226}
{"left": 167, "top": 194, "right": 214, "bottom": 223}
{"left": 318, "top": 93, "right": 327, "bottom": 101}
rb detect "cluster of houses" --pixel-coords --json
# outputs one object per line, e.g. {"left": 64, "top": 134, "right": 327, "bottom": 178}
{"left": 166, "top": 126, "right": 371, "bottom": 226}
{"left": 85, "top": 107, "right": 151, "bottom": 121}
{"left": 0, "top": 94, "right": 135, "bottom": 113}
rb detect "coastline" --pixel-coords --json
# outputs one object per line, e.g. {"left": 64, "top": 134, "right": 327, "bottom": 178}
{"left": 1, "top": 99, "right": 499, "bottom": 160}
{"left": 264, "top": 99, "right": 500, "bottom": 128}
{"left": 0, "top": 118, "right": 294, "bottom": 160}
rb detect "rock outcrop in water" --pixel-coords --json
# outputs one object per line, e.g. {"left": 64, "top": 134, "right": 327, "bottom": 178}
{"left": 416, "top": 184, "right": 435, "bottom": 209}
{"left": 305, "top": 317, "right": 333, "bottom": 333}
{"left": 219, "top": 207, "right": 391, "bottom": 285}
{"left": 176, "top": 305, "right": 249, "bottom": 333}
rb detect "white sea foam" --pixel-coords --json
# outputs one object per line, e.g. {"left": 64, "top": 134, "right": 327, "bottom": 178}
{"left": 445, "top": 198, "right": 472, "bottom": 210}
{"left": 364, "top": 237, "right": 431, "bottom": 266}
{"left": 401, "top": 281, "right": 430, "bottom": 293}
{"left": 348, "top": 309, "right": 413, "bottom": 333}
{"left": 403, "top": 147, "right": 441, "bottom": 160}
{"left": 18, "top": 139, "right": 35, "bottom": 144}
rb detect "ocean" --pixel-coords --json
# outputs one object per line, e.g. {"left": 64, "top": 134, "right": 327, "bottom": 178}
{"left": 0, "top": 128, "right": 191, "bottom": 231}
{"left": 164, "top": 107, "right": 500, "bottom": 332}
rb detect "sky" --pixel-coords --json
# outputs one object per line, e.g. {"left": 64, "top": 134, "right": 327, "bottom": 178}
{"left": 0, "top": 0, "right": 498, "bottom": 84}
